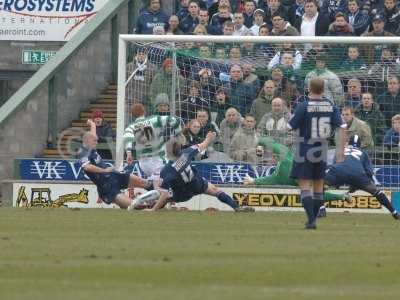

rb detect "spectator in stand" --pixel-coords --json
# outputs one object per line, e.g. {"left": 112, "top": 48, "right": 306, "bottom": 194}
{"left": 230, "top": 114, "right": 260, "bottom": 163}
{"left": 295, "top": 0, "right": 330, "bottom": 36}
{"left": 261, "top": 0, "right": 290, "bottom": 31}
{"left": 344, "top": 78, "right": 363, "bottom": 108}
{"left": 180, "top": 1, "right": 200, "bottom": 33}
{"left": 320, "top": 0, "right": 348, "bottom": 22}
{"left": 149, "top": 58, "right": 185, "bottom": 109}
{"left": 361, "top": 0, "right": 384, "bottom": 16}
{"left": 250, "top": 80, "right": 280, "bottom": 124}
{"left": 257, "top": 97, "right": 292, "bottom": 146}
{"left": 208, "top": 0, "right": 232, "bottom": 17}
{"left": 198, "top": 8, "right": 211, "bottom": 33}
{"left": 222, "top": 64, "right": 257, "bottom": 116}
{"left": 211, "top": 87, "right": 231, "bottom": 126}
{"left": 233, "top": 12, "right": 252, "bottom": 36}
{"left": 362, "top": 14, "right": 396, "bottom": 65}
{"left": 198, "top": 67, "right": 219, "bottom": 103}
{"left": 197, "top": 109, "right": 220, "bottom": 142}
{"left": 355, "top": 92, "right": 387, "bottom": 145}
{"left": 90, "top": 110, "right": 115, "bottom": 159}
{"left": 241, "top": 33, "right": 258, "bottom": 57}
{"left": 250, "top": 8, "right": 266, "bottom": 35}
{"left": 126, "top": 47, "right": 155, "bottom": 105}
{"left": 153, "top": 93, "right": 171, "bottom": 115}
{"left": 209, "top": 4, "right": 233, "bottom": 35}
{"left": 177, "top": 0, "right": 190, "bottom": 21}
{"left": 292, "top": 0, "right": 305, "bottom": 26}
{"left": 346, "top": 0, "right": 370, "bottom": 36}
{"left": 305, "top": 53, "right": 344, "bottom": 106}
{"left": 242, "top": 63, "right": 261, "bottom": 94}
{"left": 219, "top": 107, "right": 243, "bottom": 155}
{"left": 326, "top": 12, "right": 354, "bottom": 36}
{"left": 254, "top": 24, "right": 275, "bottom": 59}
{"left": 166, "top": 15, "right": 183, "bottom": 35}
{"left": 381, "top": 0, "right": 400, "bottom": 34}
{"left": 384, "top": 114, "right": 400, "bottom": 149}
{"left": 339, "top": 45, "right": 367, "bottom": 71}
{"left": 268, "top": 43, "right": 302, "bottom": 70}
{"left": 342, "top": 106, "right": 374, "bottom": 150}
{"left": 229, "top": 46, "right": 242, "bottom": 64}
{"left": 243, "top": 0, "right": 257, "bottom": 28}
{"left": 300, "top": 43, "right": 327, "bottom": 77}
{"left": 223, "top": 20, "right": 235, "bottom": 36}
{"left": 182, "top": 119, "right": 203, "bottom": 149}
{"left": 368, "top": 46, "right": 399, "bottom": 83}
{"left": 135, "top": 0, "right": 169, "bottom": 34}
{"left": 270, "top": 13, "right": 300, "bottom": 36}
{"left": 271, "top": 65, "right": 300, "bottom": 108}
{"left": 377, "top": 76, "right": 400, "bottom": 127}
{"left": 180, "top": 80, "right": 210, "bottom": 124}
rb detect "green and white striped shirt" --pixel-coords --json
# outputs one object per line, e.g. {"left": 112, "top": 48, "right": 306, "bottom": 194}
{"left": 123, "top": 115, "right": 182, "bottom": 160}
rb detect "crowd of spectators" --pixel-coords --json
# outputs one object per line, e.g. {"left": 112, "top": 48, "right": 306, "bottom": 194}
{"left": 130, "top": 0, "right": 400, "bottom": 164}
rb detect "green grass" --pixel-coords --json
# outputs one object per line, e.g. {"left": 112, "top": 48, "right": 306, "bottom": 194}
{"left": 0, "top": 208, "right": 399, "bottom": 300}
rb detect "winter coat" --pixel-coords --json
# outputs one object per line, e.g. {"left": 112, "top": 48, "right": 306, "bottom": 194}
{"left": 96, "top": 122, "right": 115, "bottom": 143}
{"left": 347, "top": 10, "right": 370, "bottom": 36}
{"left": 346, "top": 116, "right": 374, "bottom": 150}
{"left": 355, "top": 103, "right": 387, "bottom": 144}
{"left": 305, "top": 68, "right": 344, "bottom": 106}
{"left": 222, "top": 79, "right": 257, "bottom": 116}
{"left": 219, "top": 117, "right": 243, "bottom": 155}
{"left": 249, "top": 93, "right": 276, "bottom": 124}
{"left": 271, "top": 22, "right": 299, "bottom": 36}
{"left": 149, "top": 71, "right": 185, "bottom": 110}
{"left": 257, "top": 110, "right": 292, "bottom": 146}
{"left": 384, "top": 129, "right": 400, "bottom": 148}
{"left": 135, "top": 8, "right": 169, "bottom": 34}
{"left": 377, "top": 91, "right": 400, "bottom": 127}
{"left": 229, "top": 127, "right": 260, "bottom": 163}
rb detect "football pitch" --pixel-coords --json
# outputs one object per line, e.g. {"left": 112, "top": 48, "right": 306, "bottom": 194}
{"left": 0, "top": 208, "right": 399, "bottom": 300}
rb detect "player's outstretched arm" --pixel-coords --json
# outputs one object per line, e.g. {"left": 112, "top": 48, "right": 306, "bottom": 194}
{"left": 198, "top": 131, "right": 217, "bottom": 153}
{"left": 87, "top": 119, "right": 97, "bottom": 138}
{"left": 150, "top": 190, "right": 170, "bottom": 211}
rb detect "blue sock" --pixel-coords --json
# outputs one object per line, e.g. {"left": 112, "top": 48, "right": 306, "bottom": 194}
{"left": 216, "top": 192, "right": 238, "bottom": 209}
{"left": 374, "top": 190, "right": 395, "bottom": 213}
{"left": 313, "top": 192, "right": 324, "bottom": 218}
{"left": 301, "top": 190, "right": 314, "bottom": 224}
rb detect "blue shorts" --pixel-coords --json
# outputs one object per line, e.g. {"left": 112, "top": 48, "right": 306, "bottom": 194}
{"left": 97, "top": 172, "right": 130, "bottom": 204}
{"left": 171, "top": 175, "right": 209, "bottom": 202}
{"left": 325, "top": 168, "right": 371, "bottom": 190}
{"left": 290, "top": 160, "right": 326, "bottom": 180}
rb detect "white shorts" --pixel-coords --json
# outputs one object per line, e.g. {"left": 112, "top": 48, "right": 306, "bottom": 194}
{"left": 138, "top": 156, "right": 164, "bottom": 181}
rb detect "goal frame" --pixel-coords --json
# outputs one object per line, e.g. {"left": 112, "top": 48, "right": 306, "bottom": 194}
{"left": 116, "top": 34, "right": 400, "bottom": 168}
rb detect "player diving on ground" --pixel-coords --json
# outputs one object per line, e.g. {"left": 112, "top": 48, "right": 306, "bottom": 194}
{"left": 243, "top": 136, "right": 351, "bottom": 203}
{"left": 323, "top": 134, "right": 399, "bottom": 220}
{"left": 140, "top": 131, "right": 255, "bottom": 212}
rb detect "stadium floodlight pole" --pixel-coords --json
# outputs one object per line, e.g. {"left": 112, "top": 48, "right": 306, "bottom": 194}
{"left": 116, "top": 36, "right": 127, "bottom": 169}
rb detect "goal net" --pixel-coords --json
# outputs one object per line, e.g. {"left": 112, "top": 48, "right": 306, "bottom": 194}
{"left": 116, "top": 35, "right": 400, "bottom": 195}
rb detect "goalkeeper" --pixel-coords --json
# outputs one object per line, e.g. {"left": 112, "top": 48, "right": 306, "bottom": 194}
{"left": 243, "top": 136, "right": 349, "bottom": 203}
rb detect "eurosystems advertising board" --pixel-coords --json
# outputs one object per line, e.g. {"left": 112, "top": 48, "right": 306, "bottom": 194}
{"left": 17, "top": 159, "right": 400, "bottom": 188}
{"left": 0, "top": 0, "right": 109, "bottom": 41}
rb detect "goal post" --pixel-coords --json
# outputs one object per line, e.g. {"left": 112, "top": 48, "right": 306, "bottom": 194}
{"left": 116, "top": 34, "right": 400, "bottom": 193}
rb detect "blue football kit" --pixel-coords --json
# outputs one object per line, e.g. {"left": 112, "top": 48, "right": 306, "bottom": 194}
{"left": 77, "top": 146, "right": 130, "bottom": 204}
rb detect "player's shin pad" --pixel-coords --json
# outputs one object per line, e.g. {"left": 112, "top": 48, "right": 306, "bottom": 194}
{"left": 131, "top": 190, "right": 160, "bottom": 210}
